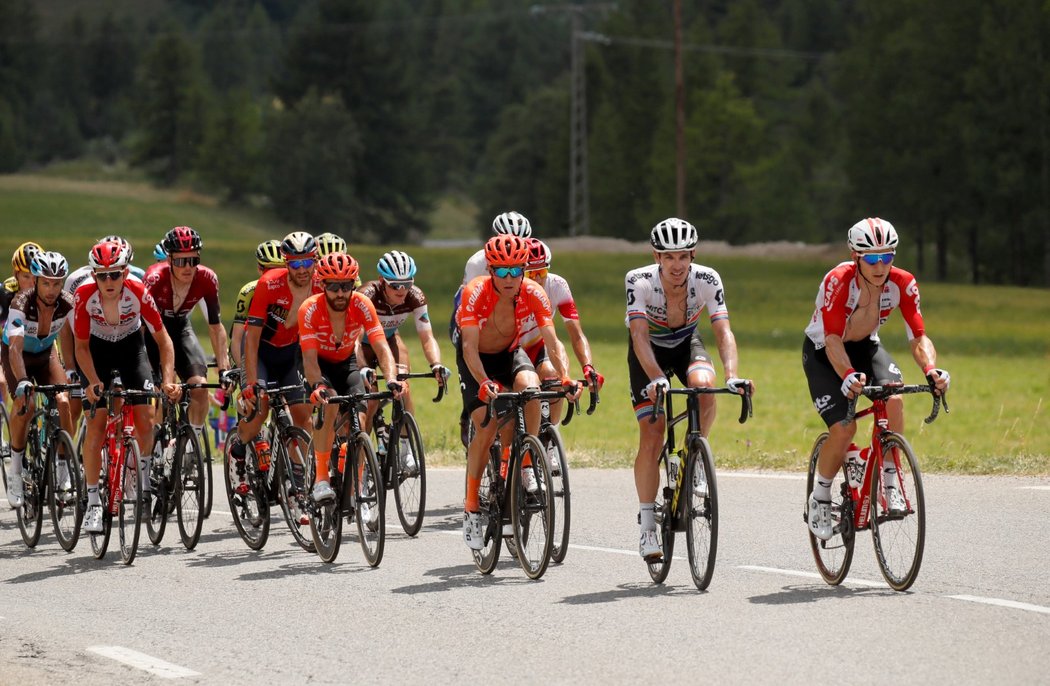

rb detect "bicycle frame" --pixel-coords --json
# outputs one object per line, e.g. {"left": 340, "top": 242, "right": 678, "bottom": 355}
{"left": 101, "top": 397, "right": 137, "bottom": 516}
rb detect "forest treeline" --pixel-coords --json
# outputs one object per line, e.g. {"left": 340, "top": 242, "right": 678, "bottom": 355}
{"left": 0, "top": 0, "right": 1047, "bottom": 285}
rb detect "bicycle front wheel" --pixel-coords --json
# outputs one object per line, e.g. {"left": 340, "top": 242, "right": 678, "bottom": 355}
{"left": 89, "top": 450, "right": 111, "bottom": 560}
{"left": 685, "top": 437, "right": 719, "bottom": 590}
{"left": 16, "top": 429, "right": 45, "bottom": 548}
{"left": 0, "top": 402, "right": 10, "bottom": 492}
{"left": 806, "top": 433, "right": 855, "bottom": 585}
{"left": 511, "top": 435, "right": 554, "bottom": 580}
{"left": 200, "top": 427, "right": 214, "bottom": 518}
{"left": 471, "top": 456, "right": 502, "bottom": 574}
{"left": 275, "top": 427, "right": 316, "bottom": 552}
{"left": 175, "top": 426, "right": 205, "bottom": 550}
{"left": 544, "top": 425, "right": 571, "bottom": 564}
{"left": 48, "top": 430, "right": 83, "bottom": 552}
{"left": 647, "top": 448, "right": 676, "bottom": 584}
{"left": 871, "top": 432, "right": 925, "bottom": 591}
{"left": 224, "top": 439, "right": 269, "bottom": 550}
{"left": 146, "top": 427, "right": 170, "bottom": 546}
{"left": 353, "top": 435, "right": 385, "bottom": 567}
{"left": 116, "top": 440, "right": 143, "bottom": 565}
{"left": 392, "top": 412, "right": 426, "bottom": 537}
{"left": 310, "top": 439, "right": 343, "bottom": 563}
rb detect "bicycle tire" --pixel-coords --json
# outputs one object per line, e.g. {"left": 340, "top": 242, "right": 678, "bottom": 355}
{"left": 116, "top": 439, "right": 143, "bottom": 565}
{"left": 48, "top": 430, "right": 82, "bottom": 552}
{"left": 647, "top": 448, "right": 676, "bottom": 584}
{"left": 511, "top": 435, "right": 554, "bottom": 580}
{"left": 354, "top": 435, "right": 385, "bottom": 567}
{"left": 223, "top": 438, "right": 269, "bottom": 550}
{"left": 275, "top": 426, "right": 316, "bottom": 552}
{"left": 146, "top": 427, "right": 170, "bottom": 546}
{"left": 392, "top": 412, "right": 426, "bottom": 537}
{"left": 685, "top": 437, "right": 719, "bottom": 590}
{"left": 471, "top": 456, "right": 502, "bottom": 574}
{"left": 16, "top": 414, "right": 46, "bottom": 548}
{"left": 544, "top": 424, "right": 571, "bottom": 564}
{"left": 89, "top": 446, "right": 112, "bottom": 560}
{"left": 310, "top": 438, "right": 344, "bottom": 563}
{"left": 0, "top": 402, "right": 10, "bottom": 491}
{"left": 175, "top": 426, "right": 205, "bottom": 550}
{"left": 806, "top": 432, "right": 855, "bottom": 585}
{"left": 200, "top": 427, "right": 214, "bottom": 519}
{"left": 871, "top": 432, "right": 925, "bottom": 591}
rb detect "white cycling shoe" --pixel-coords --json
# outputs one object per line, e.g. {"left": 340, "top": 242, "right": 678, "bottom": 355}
{"left": 463, "top": 511, "right": 484, "bottom": 550}
{"left": 639, "top": 529, "right": 662, "bottom": 560}
{"left": 808, "top": 495, "right": 834, "bottom": 541}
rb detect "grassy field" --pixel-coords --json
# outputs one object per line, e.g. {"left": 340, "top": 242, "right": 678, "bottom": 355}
{"left": 2, "top": 174, "right": 1047, "bottom": 473}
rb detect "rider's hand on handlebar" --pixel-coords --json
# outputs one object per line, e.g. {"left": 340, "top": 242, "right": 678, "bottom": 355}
{"left": 644, "top": 376, "right": 670, "bottom": 402}
{"left": 387, "top": 379, "right": 405, "bottom": 400}
{"left": 14, "top": 378, "right": 32, "bottom": 399}
{"left": 360, "top": 367, "right": 377, "bottom": 388}
{"left": 478, "top": 378, "right": 503, "bottom": 403}
{"left": 310, "top": 383, "right": 331, "bottom": 406}
{"left": 561, "top": 377, "right": 582, "bottom": 402}
{"left": 840, "top": 369, "right": 865, "bottom": 399}
{"left": 431, "top": 363, "right": 451, "bottom": 384}
{"left": 582, "top": 364, "right": 604, "bottom": 391}
{"left": 161, "top": 382, "right": 181, "bottom": 403}
{"left": 726, "top": 377, "right": 752, "bottom": 395}
{"left": 239, "top": 383, "right": 258, "bottom": 413}
{"left": 925, "top": 367, "right": 950, "bottom": 396}
{"left": 86, "top": 383, "right": 104, "bottom": 405}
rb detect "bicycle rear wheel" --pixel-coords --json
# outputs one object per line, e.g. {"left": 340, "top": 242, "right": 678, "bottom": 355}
{"left": 647, "top": 449, "right": 676, "bottom": 584}
{"left": 48, "top": 430, "right": 82, "bottom": 552}
{"left": 175, "top": 426, "right": 205, "bottom": 550}
{"left": 275, "top": 427, "right": 316, "bottom": 552}
{"left": 117, "top": 440, "right": 143, "bottom": 565}
{"left": 353, "top": 436, "right": 385, "bottom": 567}
{"left": 310, "top": 439, "right": 344, "bottom": 563}
{"left": 392, "top": 412, "right": 426, "bottom": 537}
{"left": 16, "top": 428, "right": 45, "bottom": 549}
{"left": 871, "top": 432, "right": 925, "bottom": 591}
{"left": 685, "top": 437, "right": 719, "bottom": 590}
{"left": 200, "top": 427, "right": 214, "bottom": 518}
{"left": 544, "top": 425, "right": 571, "bottom": 564}
{"left": 511, "top": 435, "right": 554, "bottom": 580}
{"left": 471, "top": 457, "right": 502, "bottom": 574}
{"left": 0, "top": 402, "right": 10, "bottom": 492}
{"left": 224, "top": 439, "right": 269, "bottom": 550}
{"left": 90, "top": 450, "right": 111, "bottom": 560}
{"left": 146, "top": 427, "right": 170, "bottom": 546}
{"left": 806, "top": 432, "right": 855, "bottom": 585}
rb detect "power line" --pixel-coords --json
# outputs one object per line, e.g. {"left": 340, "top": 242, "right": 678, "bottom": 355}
{"left": 580, "top": 31, "right": 828, "bottom": 62}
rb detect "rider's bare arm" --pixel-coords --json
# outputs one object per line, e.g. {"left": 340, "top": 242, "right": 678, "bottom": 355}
{"left": 243, "top": 323, "right": 262, "bottom": 386}
{"left": 301, "top": 346, "right": 323, "bottom": 388}
{"left": 208, "top": 322, "right": 230, "bottom": 372}
{"left": 909, "top": 334, "right": 937, "bottom": 372}
{"left": 460, "top": 326, "right": 489, "bottom": 387}
{"left": 711, "top": 318, "right": 739, "bottom": 380}
{"left": 628, "top": 318, "right": 665, "bottom": 382}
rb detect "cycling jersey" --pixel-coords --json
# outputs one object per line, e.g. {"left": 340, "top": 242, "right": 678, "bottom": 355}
{"left": 143, "top": 262, "right": 221, "bottom": 324}
{"left": 804, "top": 262, "right": 925, "bottom": 349}
{"left": 2, "top": 288, "right": 75, "bottom": 354}
{"left": 64, "top": 265, "right": 144, "bottom": 294}
{"left": 245, "top": 268, "right": 321, "bottom": 348}
{"left": 232, "top": 279, "right": 258, "bottom": 326}
{"left": 456, "top": 276, "right": 553, "bottom": 351}
{"left": 0, "top": 278, "right": 17, "bottom": 329}
{"left": 72, "top": 278, "right": 163, "bottom": 343}
{"left": 624, "top": 263, "right": 729, "bottom": 348}
{"left": 518, "top": 273, "right": 579, "bottom": 351}
{"left": 460, "top": 249, "right": 488, "bottom": 286}
{"left": 356, "top": 279, "right": 432, "bottom": 338}
{"left": 298, "top": 292, "right": 385, "bottom": 363}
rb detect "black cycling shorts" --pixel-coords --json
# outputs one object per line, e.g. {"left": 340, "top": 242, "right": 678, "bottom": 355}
{"left": 1, "top": 344, "right": 62, "bottom": 388}
{"left": 360, "top": 332, "right": 406, "bottom": 370}
{"left": 255, "top": 341, "right": 307, "bottom": 405}
{"left": 802, "top": 336, "right": 903, "bottom": 427}
{"left": 145, "top": 316, "right": 209, "bottom": 382}
{"left": 627, "top": 331, "right": 713, "bottom": 420}
{"left": 455, "top": 340, "right": 535, "bottom": 416}
{"left": 77, "top": 332, "right": 155, "bottom": 407}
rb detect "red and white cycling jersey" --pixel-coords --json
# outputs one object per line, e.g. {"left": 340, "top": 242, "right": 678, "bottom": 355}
{"left": 518, "top": 273, "right": 579, "bottom": 351}
{"left": 456, "top": 276, "right": 552, "bottom": 350}
{"left": 72, "top": 278, "right": 163, "bottom": 343}
{"left": 144, "top": 262, "right": 222, "bottom": 324}
{"left": 804, "top": 261, "right": 926, "bottom": 349}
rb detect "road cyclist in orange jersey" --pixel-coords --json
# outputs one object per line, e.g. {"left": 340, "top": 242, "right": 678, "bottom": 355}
{"left": 297, "top": 252, "right": 403, "bottom": 507}
{"left": 803, "top": 218, "right": 950, "bottom": 540}
{"left": 625, "top": 218, "right": 754, "bottom": 560}
{"left": 456, "top": 234, "right": 581, "bottom": 550}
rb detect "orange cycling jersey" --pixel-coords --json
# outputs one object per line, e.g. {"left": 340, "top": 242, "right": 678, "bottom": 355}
{"left": 455, "top": 276, "right": 553, "bottom": 350}
{"left": 298, "top": 292, "right": 386, "bottom": 363}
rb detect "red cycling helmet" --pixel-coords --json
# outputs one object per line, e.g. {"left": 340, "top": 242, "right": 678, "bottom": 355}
{"left": 163, "top": 226, "right": 203, "bottom": 254}
{"left": 89, "top": 239, "right": 131, "bottom": 270}
{"left": 484, "top": 235, "right": 530, "bottom": 267}
{"left": 526, "top": 238, "right": 551, "bottom": 270}
{"left": 314, "top": 252, "right": 359, "bottom": 282}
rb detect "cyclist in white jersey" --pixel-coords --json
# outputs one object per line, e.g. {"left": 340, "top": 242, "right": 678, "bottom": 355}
{"left": 626, "top": 218, "right": 753, "bottom": 560}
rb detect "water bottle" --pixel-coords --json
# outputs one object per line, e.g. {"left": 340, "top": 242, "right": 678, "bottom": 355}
{"left": 253, "top": 426, "right": 271, "bottom": 471}
{"left": 375, "top": 424, "right": 389, "bottom": 457}
{"left": 845, "top": 444, "right": 868, "bottom": 489}
{"left": 667, "top": 451, "right": 682, "bottom": 491}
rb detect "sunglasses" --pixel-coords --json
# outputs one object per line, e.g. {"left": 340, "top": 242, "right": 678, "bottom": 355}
{"left": 94, "top": 270, "right": 124, "bottom": 281}
{"left": 860, "top": 252, "right": 895, "bottom": 266}
{"left": 525, "top": 268, "right": 548, "bottom": 280}
{"left": 492, "top": 266, "right": 524, "bottom": 278}
{"left": 386, "top": 280, "right": 413, "bottom": 291}
{"left": 171, "top": 256, "right": 201, "bottom": 268}
{"left": 324, "top": 281, "right": 355, "bottom": 293}
{"left": 287, "top": 258, "right": 316, "bottom": 270}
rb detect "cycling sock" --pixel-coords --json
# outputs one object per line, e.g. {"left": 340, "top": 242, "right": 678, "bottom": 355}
{"left": 883, "top": 465, "right": 898, "bottom": 489}
{"left": 315, "top": 450, "right": 331, "bottom": 481}
{"left": 639, "top": 502, "right": 656, "bottom": 531}
{"left": 812, "top": 474, "right": 834, "bottom": 501}
{"left": 466, "top": 476, "right": 481, "bottom": 512}
{"left": 87, "top": 485, "right": 100, "bottom": 506}
{"left": 9, "top": 448, "right": 24, "bottom": 476}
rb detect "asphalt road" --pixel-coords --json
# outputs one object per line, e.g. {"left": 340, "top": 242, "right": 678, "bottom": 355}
{"left": 2, "top": 467, "right": 1049, "bottom": 684}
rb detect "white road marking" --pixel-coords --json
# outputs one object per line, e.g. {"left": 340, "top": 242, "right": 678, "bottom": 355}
{"left": 947, "top": 595, "right": 1050, "bottom": 615}
{"left": 1017, "top": 486, "right": 1050, "bottom": 491}
{"left": 211, "top": 508, "right": 232, "bottom": 516}
{"left": 720, "top": 471, "right": 804, "bottom": 481}
{"left": 738, "top": 565, "right": 885, "bottom": 588}
{"left": 436, "top": 530, "right": 685, "bottom": 560}
{"left": 87, "top": 646, "right": 200, "bottom": 679}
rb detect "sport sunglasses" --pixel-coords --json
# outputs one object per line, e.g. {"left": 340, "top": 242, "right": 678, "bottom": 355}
{"left": 94, "top": 270, "right": 124, "bottom": 281}
{"left": 170, "top": 256, "right": 201, "bottom": 268}
{"left": 492, "top": 266, "right": 524, "bottom": 278}
{"left": 324, "top": 281, "right": 355, "bottom": 293}
{"left": 287, "top": 258, "right": 316, "bottom": 270}
{"left": 860, "top": 252, "right": 895, "bottom": 266}
{"left": 386, "top": 280, "right": 413, "bottom": 291}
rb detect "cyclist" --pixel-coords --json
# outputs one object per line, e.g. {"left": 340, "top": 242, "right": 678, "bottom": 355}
{"left": 626, "top": 218, "right": 752, "bottom": 560}
{"left": 804, "top": 218, "right": 950, "bottom": 540}
{"left": 315, "top": 232, "right": 361, "bottom": 288}
{"left": 2, "top": 251, "right": 76, "bottom": 507}
{"left": 357, "top": 250, "right": 450, "bottom": 474}
{"left": 449, "top": 211, "right": 533, "bottom": 446}
{"left": 232, "top": 232, "right": 321, "bottom": 516}
{"left": 72, "top": 239, "right": 181, "bottom": 533}
{"left": 457, "top": 234, "right": 579, "bottom": 550}
{"left": 143, "top": 226, "right": 230, "bottom": 444}
{"left": 1, "top": 242, "right": 43, "bottom": 400}
{"left": 230, "top": 239, "right": 285, "bottom": 367}
{"left": 299, "top": 252, "right": 402, "bottom": 507}
{"left": 153, "top": 243, "right": 167, "bottom": 262}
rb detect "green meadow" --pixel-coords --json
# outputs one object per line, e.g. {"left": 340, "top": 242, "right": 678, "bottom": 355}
{"left": 2, "top": 174, "right": 1047, "bottom": 473}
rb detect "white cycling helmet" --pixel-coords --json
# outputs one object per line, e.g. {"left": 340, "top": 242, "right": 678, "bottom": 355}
{"left": 650, "top": 218, "right": 698, "bottom": 252}
{"left": 30, "top": 251, "right": 69, "bottom": 279}
{"left": 377, "top": 251, "right": 416, "bottom": 281}
{"left": 281, "top": 231, "right": 317, "bottom": 257}
{"left": 99, "top": 235, "right": 134, "bottom": 262}
{"left": 492, "top": 211, "right": 533, "bottom": 238}
{"left": 847, "top": 217, "right": 899, "bottom": 252}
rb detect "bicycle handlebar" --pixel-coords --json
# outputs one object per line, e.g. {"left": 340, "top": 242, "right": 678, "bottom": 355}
{"left": 239, "top": 382, "right": 307, "bottom": 423}
{"left": 539, "top": 378, "right": 599, "bottom": 426}
{"left": 15, "top": 383, "right": 82, "bottom": 415}
{"left": 480, "top": 384, "right": 589, "bottom": 430}
{"left": 648, "top": 384, "right": 754, "bottom": 425}
{"left": 842, "top": 384, "right": 949, "bottom": 426}
{"left": 374, "top": 371, "right": 447, "bottom": 403}
{"left": 312, "top": 391, "right": 397, "bottom": 430}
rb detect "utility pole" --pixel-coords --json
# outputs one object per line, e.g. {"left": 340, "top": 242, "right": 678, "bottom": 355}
{"left": 673, "top": 0, "right": 685, "bottom": 219}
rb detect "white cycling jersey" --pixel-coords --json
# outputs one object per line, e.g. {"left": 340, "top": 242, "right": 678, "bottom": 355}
{"left": 518, "top": 273, "right": 578, "bottom": 350}
{"left": 461, "top": 249, "right": 487, "bottom": 286}
{"left": 624, "top": 263, "right": 729, "bottom": 348}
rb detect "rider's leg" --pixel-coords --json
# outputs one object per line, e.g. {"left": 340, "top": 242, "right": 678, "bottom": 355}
{"left": 313, "top": 402, "right": 338, "bottom": 486}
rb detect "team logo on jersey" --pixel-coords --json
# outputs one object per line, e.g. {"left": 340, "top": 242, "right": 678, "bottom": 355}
{"left": 814, "top": 394, "right": 833, "bottom": 412}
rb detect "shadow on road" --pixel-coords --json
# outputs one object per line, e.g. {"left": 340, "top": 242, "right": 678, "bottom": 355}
{"left": 3, "top": 553, "right": 140, "bottom": 584}
{"left": 390, "top": 562, "right": 534, "bottom": 594}
{"left": 747, "top": 584, "right": 900, "bottom": 605}
{"left": 558, "top": 582, "right": 698, "bottom": 605}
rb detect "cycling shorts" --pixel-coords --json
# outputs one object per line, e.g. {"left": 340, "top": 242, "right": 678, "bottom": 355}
{"left": 1, "top": 344, "right": 62, "bottom": 388}
{"left": 318, "top": 355, "right": 366, "bottom": 414}
{"left": 360, "top": 332, "right": 407, "bottom": 370}
{"left": 145, "top": 316, "right": 208, "bottom": 382}
{"left": 455, "top": 341, "right": 535, "bottom": 416}
{"left": 802, "top": 337, "right": 903, "bottom": 427}
{"left": 256, "top": 340, "right": 306, "bottom": 405}
{"left": 76, "top": 332, "right": 155, "bottom": 407}
{"left": 627, "top": 331, "right": 714, "bottom": 420}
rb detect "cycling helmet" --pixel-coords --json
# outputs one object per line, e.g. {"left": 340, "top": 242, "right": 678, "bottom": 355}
{"left": 377, "top": 251, "right": 416, "bottom": 281}
{"left": 163, "top": 226, "right": 203, "bottom": 254}
{"left": 255, "top": 240, "right": 284, "bottom": 269}
{"left": 484, "top": 235, "right": 530, "bottom": 267}
{"left": 526, "top": 239, "right": 551, "bottom": 270}
{"left": 492, "top": 211, "right": 533, "bottom": 238}
{"left": 30, "top": 251, "right": 69, "bottom": 279}
{"left": 12, "top": 242, "right": 43, "bottom": 273}
{"left": 314, "top": 252, "right": 359, "bottom": 282}
{"left": 281, "top": 231, "right": 317, "bottom": 257}
{"left": 99, "top": 235, "right": 134, "bottom": 262}
{"left": 847, "top": 217, "right": 899, "bottom": 252}
{"left": 315, "top": 232, "right": 347, "bottom": 257}
{"left": 153, "top": 243, "right": 167, "bottom": 261}
{"left": 89, "top": 239, "right": 131, "bottom": 270}
{"left": 650, "top": 218, "right": 698, "bottom": 252}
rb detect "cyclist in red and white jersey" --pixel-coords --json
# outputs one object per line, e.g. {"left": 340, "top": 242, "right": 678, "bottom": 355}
{"left": 804, "top": 218, "right": 950, "bottom": 540}
{"left": 456, "top": 235, "right": 579, "bottom": 550}
{"left": 144, "top": 226, "right": 230, "bottom": 440}
{"left": 73, "top": 238, "right": 181, "bottom": 533}
{"left": 626, "top": 218, "right": 752, "bottom": 560}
